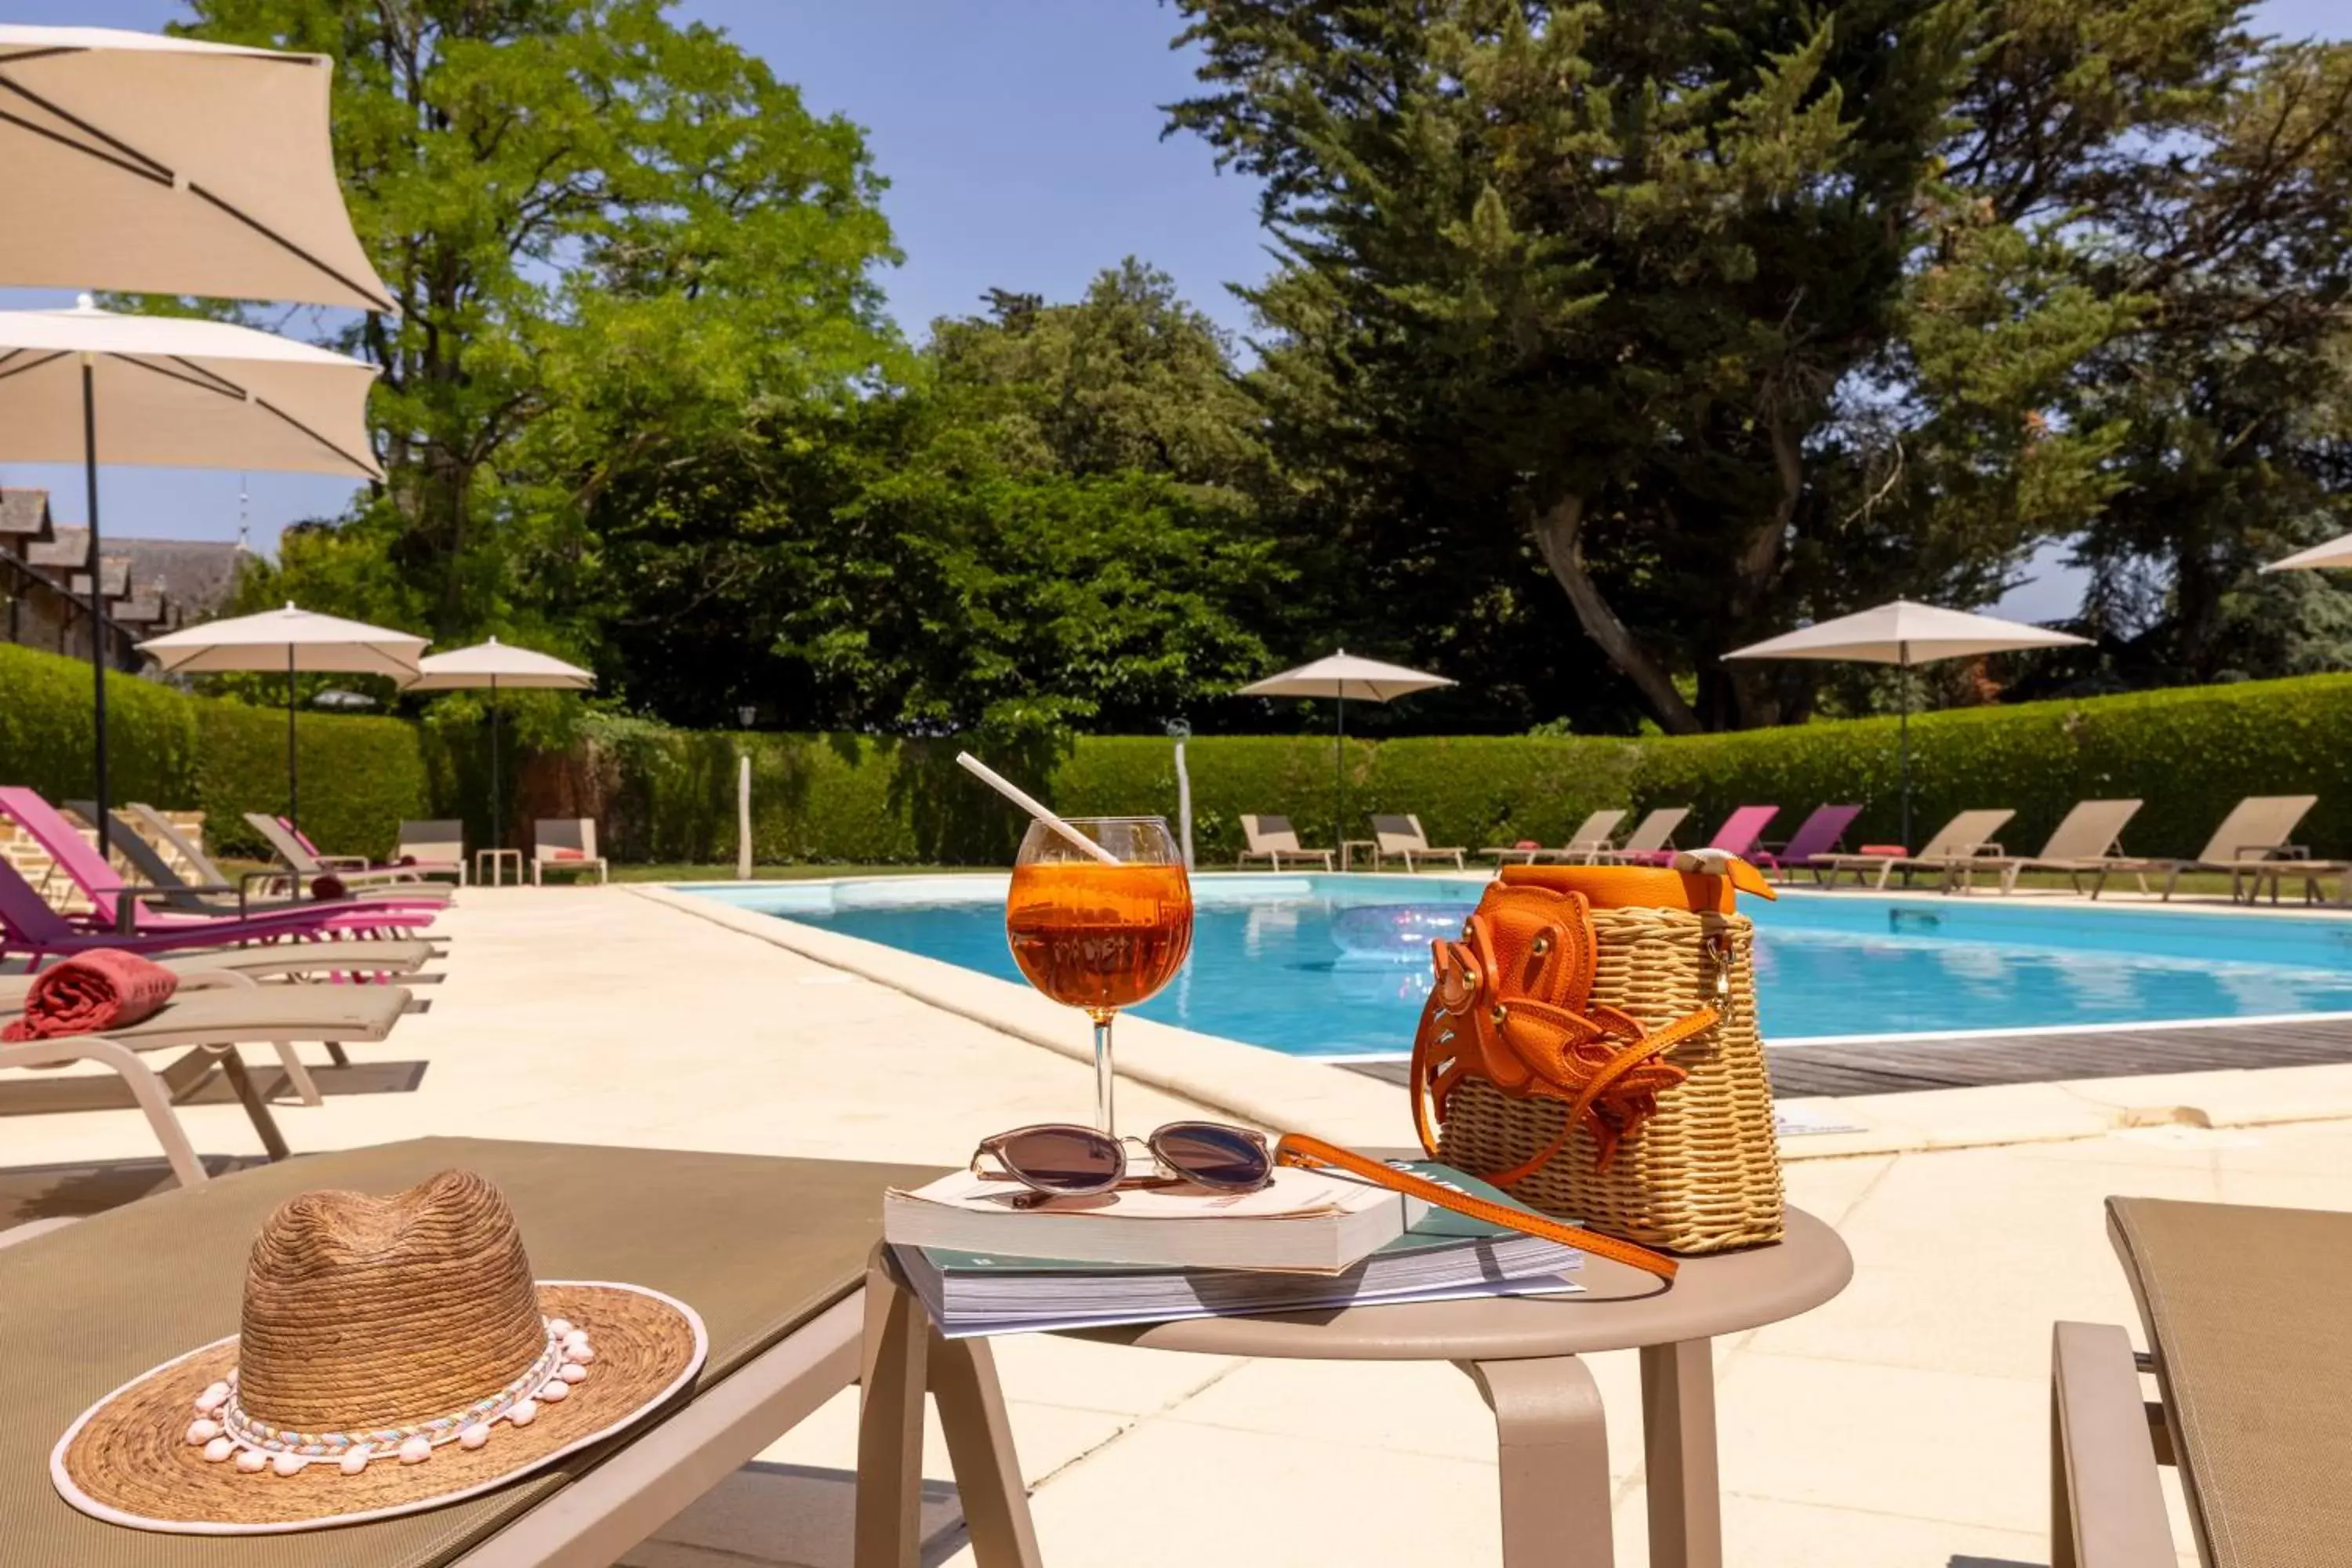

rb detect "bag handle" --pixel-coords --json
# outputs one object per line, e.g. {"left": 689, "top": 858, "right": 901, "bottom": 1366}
{"left": 1276, "top": 1132, "right": 1678, "bottom": 1280}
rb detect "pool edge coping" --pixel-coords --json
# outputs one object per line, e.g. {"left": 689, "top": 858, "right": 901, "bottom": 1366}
{"left": 630, "top": 883, "right": 2352, "bottom": 1166}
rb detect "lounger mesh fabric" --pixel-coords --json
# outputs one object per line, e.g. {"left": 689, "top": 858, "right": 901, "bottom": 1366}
{"left": 0, "top": 1137, "right": 938, "bottom": 1567}
{"left": 2108, "top": 1196, "right": 2352, "bottom": 1567}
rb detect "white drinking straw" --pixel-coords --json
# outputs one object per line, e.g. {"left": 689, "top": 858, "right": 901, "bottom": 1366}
{"left": 956, "top": 751, "right": 1122, "bottom": 865}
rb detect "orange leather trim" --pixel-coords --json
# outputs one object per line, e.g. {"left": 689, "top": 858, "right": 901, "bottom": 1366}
{"left": 1276, "top": 1133, "right": 1678, "bottom": 1280}
{"left": 1498, "top": 859, "right": 1774, "bottom": 910}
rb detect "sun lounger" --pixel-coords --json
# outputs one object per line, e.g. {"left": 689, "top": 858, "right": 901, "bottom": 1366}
{"left": 1367, "top": 813, "right": 1467, "bottom": 872}
{"left": 1, "top": 971, "right": 414, "bottom": 1183}
{"left": 534, "top": 817, "right": 611, "bottom": 884}
{"left": 1483, "top": 808, "right": 1627, "bottom": 866}
{"left": 2053, "top": 1196, "right": 2352, "bottom": 1567}
{"left": 2100, "top": 794, "right": 2332, "bottom": 903}
{"left": 0, "top": 792, "right": 431, "bottom": 954}
{"left": 1238, "top": 813, "right": 1335, "bottom": 871}
{"left": 1620, "top": 804, "right": 1778, "bottom": 867}
{"left": 245, "top": 812, "right": 456, "bottom": 902}
{"left": 0, "top": 1137, "right": 1029, "bottom": 1568}
{"left": 114, "top": 800, "right": 440, "bottom": 913}
{"left": 1588, "top": 806, "right": 1692, "bottom": 864}
{"left": 1942, "top": 799, "right": 2146, "bottom": 895}
{"left": 1812, "top": 808, "right": 2015, "bottom": 890}
{"left": 1754, "top": 803, "right": 1864, "bottom": 882}
{"left": 396, "top": 818, "right": 468, "bottom": 884}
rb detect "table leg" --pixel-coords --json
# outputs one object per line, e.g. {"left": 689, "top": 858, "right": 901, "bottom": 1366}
{"left": 1462, "top": 1356, "right": 1614, "bottom": 1568}
{"left": 1640, "top": 1339, "right": 1723, "bottom": 1568}
{"left": 855, "top": 1261, "right": 929, "bottom": 1568}
{"left": 855, "top": 1259, "right": 1040, "bottom": 1568}
{"left": 930, "top": 1333, "right": 1042, "bottom": 1568}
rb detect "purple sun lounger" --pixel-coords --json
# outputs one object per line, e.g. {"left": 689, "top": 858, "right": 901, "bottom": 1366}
{"left": 0, "top": 789, "right": 432, "bottom": 957}
{"left": 1753, "top": 804, "right": 1864, "bottom": 882}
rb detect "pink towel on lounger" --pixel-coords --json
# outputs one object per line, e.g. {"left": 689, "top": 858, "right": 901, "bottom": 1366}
{"left": 2, "top": 949, "right": 179, "bottom": 1041}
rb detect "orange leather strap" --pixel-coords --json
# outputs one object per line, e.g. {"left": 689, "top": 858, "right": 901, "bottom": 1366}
{"left": 1275, "top": 1133, "right": 1678, "bottom": 1281}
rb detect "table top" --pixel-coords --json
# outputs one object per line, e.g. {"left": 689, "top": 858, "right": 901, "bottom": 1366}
{"left": 1065, "top": 1207, "right": 1850, "bottom": 1361}
{"left": 0, "top": 1138, "right": 936, "bottom": 1568}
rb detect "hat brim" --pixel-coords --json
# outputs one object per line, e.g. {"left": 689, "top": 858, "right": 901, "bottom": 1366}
{"left": 52, "top": 1281, "right": 706, "bottom": 1535}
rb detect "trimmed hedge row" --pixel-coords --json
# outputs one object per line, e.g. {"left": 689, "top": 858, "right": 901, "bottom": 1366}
{"left": 9, "top": 639, "right": 2352, "bottom": 867}
{"left": 0, "top": 642, "right": 429, "bottom": 858}
{"left": 524, "top": 671, "right": 2352, "bottom": 866}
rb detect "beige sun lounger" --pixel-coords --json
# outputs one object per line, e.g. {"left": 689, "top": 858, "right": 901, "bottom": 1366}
{"left": 1588, "top": 806, "right": 1691, "bottom": 863}
{"left": 1813, "top": 809, "right": 2015, "bottom": 890}
{"left": 2100, "top": 795, "right": 2334, "bottom": 903}
{"left": 244, "top": 812, "right": 456, "bottom": 900}
{"left": 0, "top": 975, "right": 414, "bottom": 1187}
{"left": 1943, "top": 800, "right": 2144, "bottom": 895}
{"left": 533, "top": 817, "right": 611, "bottom": 884}
{"left": 1238, "top": 813, "right": 1335, "bottom": 871}
{"left": 396, "top": 818, "right": 468, "bottom": 884}
{"left": 0, "top": 1138, "right": 1029, "bottom": 1568}
{"left": 1484, "top": 808, "right": 1627, "bottom": 866}
{"left": 1369, "top": 814, "right": 1466, "bottom": 872}
{"left": 2053, "top": 1196, "right": 2352, "bottom": 1567}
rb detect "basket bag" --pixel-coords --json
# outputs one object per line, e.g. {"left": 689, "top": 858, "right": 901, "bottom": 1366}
{"left": 1409, "top": 851, "right": 1784, "bottom": 1254}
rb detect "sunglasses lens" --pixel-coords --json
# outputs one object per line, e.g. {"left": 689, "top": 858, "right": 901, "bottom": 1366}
{"left": 1154, "top": 1123, "right": 1271, "bottom": 1189}
{"left": 996, "top": 1127, "right": 1123, "bottom": 1192}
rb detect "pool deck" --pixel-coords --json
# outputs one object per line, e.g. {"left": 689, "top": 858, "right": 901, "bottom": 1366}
{"left": 9, "top": 883, "right": 2352, "bottom": 1566}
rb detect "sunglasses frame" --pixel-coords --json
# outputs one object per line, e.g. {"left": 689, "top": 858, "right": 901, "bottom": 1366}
{"left": 971, "top": 1120, "right": 1275, "bottom": 1203}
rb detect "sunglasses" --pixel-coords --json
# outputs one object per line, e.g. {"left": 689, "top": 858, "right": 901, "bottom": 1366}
{"left": 971, "top": 1121, "right": 1273, "bottom": 1207}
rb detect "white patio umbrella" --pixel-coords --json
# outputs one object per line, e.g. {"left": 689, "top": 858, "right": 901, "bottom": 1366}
{"left": 1237, "top": 650, "right": 1454, "bottom": 849}
{"left": 140, "top": 604, "right": 425, "bottom": 837}
{"left": 0, "top": 24, "right": 394, "bottom": 312}
{"left": 0, "top": 299, "right": 380, "bottom": 851}
{"left": 2261, "top": 533, "right": 2352, "bottom": 574}
{"left": 403, "top": 639, "right": 596, "bottom": 852}
{"left": 1726, "top": 599, "right": 2089, "bottom": 849}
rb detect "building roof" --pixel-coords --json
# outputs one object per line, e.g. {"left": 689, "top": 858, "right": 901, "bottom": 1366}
{"left": 110, "top": 536, "right": 249, "bottom": 621}
{"left": 26, "top": 524, "right": 89, "bottom": 569}
{"left": 0, "top": 487, "right": 53, "bottom": 540}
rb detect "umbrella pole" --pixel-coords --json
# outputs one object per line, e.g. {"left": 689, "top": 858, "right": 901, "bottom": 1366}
{"left": 490, "top": 677, "right": 502, "bottom": 855}
{"left": 1899, "top": 642, "right": 1912, "bottom": 851}
{"left": 81, "top": 364, "right": 110, "bottom": 858}
{"left": 1334, "top": 694, "right": 1346, "bottom": 862}
{"left": 286, "top": 644, "right": 298, "bottom": 833}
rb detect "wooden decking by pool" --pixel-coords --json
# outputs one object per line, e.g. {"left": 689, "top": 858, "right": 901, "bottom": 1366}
{"left": 1341, "top": 1014, "right": 2352, "bottom": 1098}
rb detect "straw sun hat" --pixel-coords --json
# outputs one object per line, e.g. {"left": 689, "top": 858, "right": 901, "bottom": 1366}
{"left": 51, "top": 1170, "right": 707, "bottom": 1534}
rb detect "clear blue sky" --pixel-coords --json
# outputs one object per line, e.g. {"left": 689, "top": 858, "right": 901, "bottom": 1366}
{"left": 0, "top": 0, "right": 2342, "bottom": 621}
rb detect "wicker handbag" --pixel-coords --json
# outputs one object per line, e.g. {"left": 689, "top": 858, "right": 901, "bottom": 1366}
{"left": 1409, "top": 851, "right": 1784, "bottom": 1254}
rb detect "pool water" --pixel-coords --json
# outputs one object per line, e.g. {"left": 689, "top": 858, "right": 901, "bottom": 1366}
{"left": 691, "top": 874, "right": 2352, "bottom": 1058}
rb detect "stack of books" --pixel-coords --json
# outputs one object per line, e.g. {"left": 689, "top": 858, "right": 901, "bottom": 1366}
{"left": 882, "top": 1159, "right": 1583, "bottom": 1337}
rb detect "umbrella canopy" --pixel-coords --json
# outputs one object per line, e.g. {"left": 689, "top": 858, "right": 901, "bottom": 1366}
{"left": 1722, "top": 599, "right": 2089, "bottom": 666}
{"left": 1237, "top": 650, "right": 1453, "bottom": 853}
{"left": 2262, "top": 533, "right": 2352, "bottom": 574}
{"left": 402, "top": 637, "right": 595, "bottom": 691}
{"left": 0, "top": 300, "right": 381, "bottom": 477}
{"left": 0, "top": 24, "right": 393, "bottom": 312}
{"left": 1726, "top": 600, "right": 2089, "bottom": 849}
{"left": 141, "top": 604, "right": 424, "bottom": 676}
{"left": 141, "top": 605, "right": 424, "bottom": 835}
{"left": 402, "top": 639, "right": 594, "bottom": 855}
{"left": 1238, "top": 650, "right": 1456, "bottom": 702}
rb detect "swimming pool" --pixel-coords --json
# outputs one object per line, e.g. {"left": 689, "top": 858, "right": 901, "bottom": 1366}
{"left": 688, "top": 874, "right": 2352, "bottom": 1059}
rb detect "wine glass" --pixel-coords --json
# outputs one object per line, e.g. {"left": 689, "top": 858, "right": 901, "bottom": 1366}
{"left": 1004, "top": 817, "right": 1193, "bottom": 1134}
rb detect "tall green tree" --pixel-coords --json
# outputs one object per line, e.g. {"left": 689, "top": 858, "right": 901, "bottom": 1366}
{"left": 187, "top": 0, "right": 901, "bottom": 639}
{"left": 1168, "top": 0, "right": 2352, "bottom": 731}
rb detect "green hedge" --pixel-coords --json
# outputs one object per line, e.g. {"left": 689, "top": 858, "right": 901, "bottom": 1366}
{"left": 9, "top": 638, "right": 2352, "bottom": 867}
{"left": 0, "top": 642, "right": 429, "bottom": 858}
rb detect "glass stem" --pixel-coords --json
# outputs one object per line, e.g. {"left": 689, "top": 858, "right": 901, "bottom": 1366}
{"left": 1090, "top": 1009, "right": 1116, "bottom": 1134}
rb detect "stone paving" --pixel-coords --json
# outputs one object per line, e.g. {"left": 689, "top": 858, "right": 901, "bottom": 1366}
{"left": 7, "top": 884, "right": 2345, "bottom": 1566}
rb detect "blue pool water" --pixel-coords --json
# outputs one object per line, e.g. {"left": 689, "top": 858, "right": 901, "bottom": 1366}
{"left": 690, "top": 874, "right": 2352, "bottom": 1058}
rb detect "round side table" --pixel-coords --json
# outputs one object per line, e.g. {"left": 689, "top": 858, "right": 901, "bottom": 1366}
{"left": 1058, "top": 1207, "right": 1852, "bottom": 1567}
